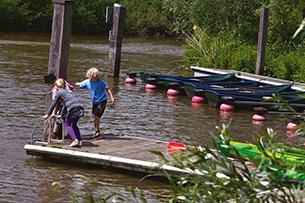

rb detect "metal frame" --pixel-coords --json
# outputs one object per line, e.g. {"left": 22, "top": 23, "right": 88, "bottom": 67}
{"left": 30, "top": 116, "right": 65, "bottom": 145}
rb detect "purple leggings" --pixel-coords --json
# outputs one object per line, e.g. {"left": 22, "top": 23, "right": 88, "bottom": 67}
{"left": 64, "top": 116, "right": 81, "bottom": 141}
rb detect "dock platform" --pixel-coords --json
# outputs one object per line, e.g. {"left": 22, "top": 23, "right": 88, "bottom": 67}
{"left": 191, "top": 66, "right": 305, "bottom": 91}
{"left": 24, "top": 134, "right": 193, "bottom": 177}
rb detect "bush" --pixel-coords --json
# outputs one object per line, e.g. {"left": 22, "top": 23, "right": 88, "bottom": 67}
{"left": 265, "top": 44, "right": 305, "bottom": 82}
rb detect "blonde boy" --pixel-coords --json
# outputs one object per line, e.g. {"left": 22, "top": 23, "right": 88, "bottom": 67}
{"left": 75, "top": 67, "right": 114, "bottom": 138}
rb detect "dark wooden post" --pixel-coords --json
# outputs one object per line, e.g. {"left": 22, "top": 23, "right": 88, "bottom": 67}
{"left": 108, "top": 4, "right": 126, "bottom": 77}
{"left": 255, "top": 8, "right": 268, "bottom": 75}
{"left": 46, "top": 0, "right": 74, "bottom": 108}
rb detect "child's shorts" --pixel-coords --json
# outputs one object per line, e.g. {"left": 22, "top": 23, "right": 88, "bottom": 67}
{"left": 92, "top": 100, "right": 107, "bottom": 118}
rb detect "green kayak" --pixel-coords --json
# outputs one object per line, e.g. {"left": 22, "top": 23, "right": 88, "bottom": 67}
{"left": 217, "top": 139, "right": 305, "bottom": 181}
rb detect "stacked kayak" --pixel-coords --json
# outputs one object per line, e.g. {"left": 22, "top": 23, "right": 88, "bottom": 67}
{"left": 217, "top": 138, "right": 305, "bottom": 181}
{"left": 140, "top": 71, "right": 270, "bottom": 97}
{"left": 205, "top": 84, "right": 305, "bottom": 112}
{"left": 139, "top": 71, "right": 240, "bottom": 91}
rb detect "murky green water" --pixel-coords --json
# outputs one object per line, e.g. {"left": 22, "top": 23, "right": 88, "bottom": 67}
{"left": 0, "top": 32, "right": 295, "bottom": 202}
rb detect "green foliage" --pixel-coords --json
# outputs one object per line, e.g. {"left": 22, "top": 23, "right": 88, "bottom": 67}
{"left": 1, "top": 0, "right": 304, "bottom": 42}
{"left": 163, "top": 0, "right": 262, "bottom": 40}
{"left": 52, "top": 123, "right": 305, "bottom": 202}
{"left": 182, "top": 27, "right": 230, "bottom": 69}
{"left": 229, "top": 44, "right": 257, "bottom": 73}
{"left": 182, "top": 24, "right": 305, "bottom": 82}
{"left": 182, "top": 27, "right": 258, "bottom": 72}
{"left": 0, "top": 0, "right": 33, "bottom": 31}
{"left": 264, "top": 0, "right": 304, "bottom": 45}
{"left": 161, "top": 0, "right": 192, "bottom": 35}
{"left": 120, "top": 0, "right": 171, "bottom": 36}
{"left": 264, "top": 44, "right": 305, "bottom": 82}
{"left": 164, "top": 124, "right": 305, "bottom": 202}
{"left": 16, "top": 0, "right": 53, "bottom": 32}
{"left": 72, "top": 0, "right": 114, "bottom": 35}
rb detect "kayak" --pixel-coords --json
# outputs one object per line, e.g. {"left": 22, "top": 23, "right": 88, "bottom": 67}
{"left": 205, "top": 88, "right": 305, "bottom": 112}
{"left": 217, "top": 138, "right": 305, "bottom": 181}
{"left": 217, "top": 139, "right": 305, "bottom": 166}
{"left": 139, "top": 71, "right": 238, "bottom": 89}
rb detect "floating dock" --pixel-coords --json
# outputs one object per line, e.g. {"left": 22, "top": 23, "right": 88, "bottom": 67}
{"left": 191, "top": 66, "right": 305, "bottom": 91}
{"left": 24, "top": 134, "right": 194, "bottom": 177}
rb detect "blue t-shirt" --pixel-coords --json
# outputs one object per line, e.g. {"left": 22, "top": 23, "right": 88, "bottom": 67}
{"left": 79, "top": 78, "right": 108, "bottom": 104}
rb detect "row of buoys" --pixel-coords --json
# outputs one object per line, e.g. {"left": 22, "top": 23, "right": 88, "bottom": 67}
{"left": 219, "top": 104, "right": 268, "bottom": 121}
{"left": 218, "top": 104, "right": 305, "bottom": 133}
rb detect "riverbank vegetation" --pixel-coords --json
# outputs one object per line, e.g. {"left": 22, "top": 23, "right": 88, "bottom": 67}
{"left": 54, "top": 124, "right": 305, "bottom": 202}
{"left": 2, "top": 0, "right": 305, "bottom": 82}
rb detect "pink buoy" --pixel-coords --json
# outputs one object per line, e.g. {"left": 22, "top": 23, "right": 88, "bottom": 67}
{"left": 125, "top": 77, "right": 136, "bottom": 84}
{"left": 192, "top": 96, "right": 205, "bottom": 103}
{"left": 167, "top": 89, "right": 180, "bottom": 96}
{"left": 252, "top": 114, "right": 267, "bottom": 121}
{"left": 220, "top": 103, "right": 234, "bottom": 111}
{"left": 145, "top": 83, "right": 157, "bottom": 89}
{"left": 286, "top": 122, "right": 298, "bottom": 131}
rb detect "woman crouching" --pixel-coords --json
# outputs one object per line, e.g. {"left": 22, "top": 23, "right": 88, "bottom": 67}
{"left": 44, "top": 78, "right": 84, "bottom": 147}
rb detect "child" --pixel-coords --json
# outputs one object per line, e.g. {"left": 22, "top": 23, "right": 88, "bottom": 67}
{"left": 44, "top": 73, "right": 74, "bottom": 139}
{"left": 75, "top": 67, "right": 115, "bottom": 138}
{"left": 44, "top": 78, "right": 84, "bottom": 147}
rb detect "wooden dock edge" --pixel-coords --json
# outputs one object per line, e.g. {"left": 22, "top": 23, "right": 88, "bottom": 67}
{"left": 24, "top": 144, "right": 197, "bottom": 177}
{"left": 191, "top": 66, "right": 305, "bottom": 91}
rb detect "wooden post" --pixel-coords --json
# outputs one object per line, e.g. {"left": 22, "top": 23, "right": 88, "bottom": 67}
{"left": 46, "top": 0, "right": 74, "bottom": 108}
{"left": 255, "top": 8, "right": 268, "bottom": 75}
{"left": 108, "top": 4, "right": 126, "bottom": 77}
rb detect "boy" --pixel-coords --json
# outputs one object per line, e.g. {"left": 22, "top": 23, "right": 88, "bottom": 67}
{"left": 75, "top": 67, "right": 115, "bottom": 138}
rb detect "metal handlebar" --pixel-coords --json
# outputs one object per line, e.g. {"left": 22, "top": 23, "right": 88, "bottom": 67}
{"left": 30, "top": 116, "right": 65, "bottom": 145}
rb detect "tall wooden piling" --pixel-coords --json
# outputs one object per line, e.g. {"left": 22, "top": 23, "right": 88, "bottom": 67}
{"left": 108, "top": 4, "right": 126, "bottom": 77}
{"left": 255, "top": 8, "right": 269, "bottom": 75}
{"left": 46, "top": 0, "right": 74, "bottom": 108}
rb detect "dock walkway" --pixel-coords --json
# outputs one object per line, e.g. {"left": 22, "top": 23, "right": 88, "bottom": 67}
{"left": 191, "top": 66, "right": 305, "bottom": 91}
{"left": 24, "top": 134, "right": 192, "bottom": 177}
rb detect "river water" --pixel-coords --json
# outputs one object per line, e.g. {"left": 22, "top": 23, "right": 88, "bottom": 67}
{"left": 0, "top": 32, "right": 297, "bottom": 202}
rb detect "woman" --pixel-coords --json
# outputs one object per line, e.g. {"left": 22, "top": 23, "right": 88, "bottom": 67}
{"left": 43, "top": 78, "right": 84, "bottom": 147}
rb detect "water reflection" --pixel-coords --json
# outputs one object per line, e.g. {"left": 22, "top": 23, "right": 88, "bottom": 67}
{"left": 219, "top": 110, "right": 233, "bottom": 122}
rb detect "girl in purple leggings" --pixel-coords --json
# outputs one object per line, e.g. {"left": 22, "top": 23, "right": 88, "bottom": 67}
{"left": 44, "top": 78, "right": 84, "bottom": 147}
